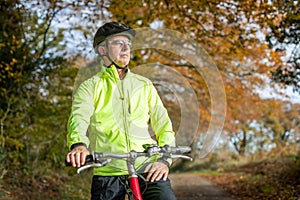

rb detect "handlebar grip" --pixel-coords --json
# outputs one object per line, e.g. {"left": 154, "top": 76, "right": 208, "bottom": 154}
{"left": 65, "top": 160, "right": 72, "bottom": 167}
{"left": 65, "top": 154, "right": 94, "bottom": 166}
{"left": 170, "top": 146, "right": 191, "bottom": 154}
{"left": 85, "top": 155, "right": 94, "bottom": 163}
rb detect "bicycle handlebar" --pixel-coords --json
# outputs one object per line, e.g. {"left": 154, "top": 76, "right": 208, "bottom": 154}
{"left": 66, "top": 145, "right": 192, "bottom": 173}
{"left": 162, "top": 145, "right": 192, "bottom": 154}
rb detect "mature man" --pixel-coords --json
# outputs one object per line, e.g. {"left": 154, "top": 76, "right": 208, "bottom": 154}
{"left": 66, "top": 22, "right": 177, "bottom": 200}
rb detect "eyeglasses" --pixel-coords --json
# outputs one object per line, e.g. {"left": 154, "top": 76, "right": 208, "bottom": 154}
{"left": 108, "top": 39, "right": 132, "bottom": 48}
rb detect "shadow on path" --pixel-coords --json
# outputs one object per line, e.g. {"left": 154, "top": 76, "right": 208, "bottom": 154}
{"left": 169, "top": 173, "right": 235, "bottom": 200}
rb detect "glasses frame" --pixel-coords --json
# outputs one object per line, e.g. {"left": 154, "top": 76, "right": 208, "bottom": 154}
{"left": 108, "top": 39, "right": 132, "bottom": 48}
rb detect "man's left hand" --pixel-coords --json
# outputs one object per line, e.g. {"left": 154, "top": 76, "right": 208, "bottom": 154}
{"left": 144, "top": 162, "right": 169, "bottom": 182}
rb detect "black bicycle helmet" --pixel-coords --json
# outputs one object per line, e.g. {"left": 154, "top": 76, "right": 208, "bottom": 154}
{"left": 93, "top": 22, "right": 136, "bottom": 48}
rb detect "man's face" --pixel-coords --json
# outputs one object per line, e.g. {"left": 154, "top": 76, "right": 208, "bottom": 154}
{"left": 107, "top": 35, "right": 132, "bottom": 67}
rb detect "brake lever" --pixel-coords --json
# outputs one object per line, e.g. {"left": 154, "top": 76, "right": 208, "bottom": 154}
{"left": 171, "top": 155, "right": 193, "bottom": 161}
{"left": 77, "top": 159, "right": 112, "bottom": 174}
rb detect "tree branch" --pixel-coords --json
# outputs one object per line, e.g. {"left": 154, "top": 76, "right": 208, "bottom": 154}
{"left": 0, "top": 95, "right": 12, "bottom": 149}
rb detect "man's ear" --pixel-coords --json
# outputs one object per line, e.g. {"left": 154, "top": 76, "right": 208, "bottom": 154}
{"left": 97, "top": 45, "right": 106, "bottom": 55}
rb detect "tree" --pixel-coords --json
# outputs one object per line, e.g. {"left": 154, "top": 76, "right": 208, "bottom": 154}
{"left": 261, "top": 0, "right": 300, "bottom": 93}
{"left": 0, "top": 0, "right": 77, "bottom": 174}
{"left": 107, "top": 0, "right": 300, "bottom": 156}
{"left": 0, "top": 0, "right": 29, "bottom": 162}
{"left": 1, "top": 0, "right": 299, "bottom": 198}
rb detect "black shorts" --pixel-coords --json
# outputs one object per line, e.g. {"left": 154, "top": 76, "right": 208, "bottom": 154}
{"left": 91, "top": 173, "right": 177, "bottom": 200}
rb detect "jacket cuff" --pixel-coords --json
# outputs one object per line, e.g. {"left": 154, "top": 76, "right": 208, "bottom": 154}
{"left": 70, "top": 142, "right": 87, "bottom": 150}
{"left": 157, "top": 158, "right": 170, "bottom": 167}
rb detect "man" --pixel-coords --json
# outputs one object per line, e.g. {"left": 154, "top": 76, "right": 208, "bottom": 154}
{"left": 66, "top": 22, "right": 177, "bottom": 200}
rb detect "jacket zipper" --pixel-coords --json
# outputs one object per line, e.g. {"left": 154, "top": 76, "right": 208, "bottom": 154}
{"left": 112, "top": 67, "right": 131, "bottom": 152}
{"left": 121, "top": 80, "right": 131, "bottom": 151}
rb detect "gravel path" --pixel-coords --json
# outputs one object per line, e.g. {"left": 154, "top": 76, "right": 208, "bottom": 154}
{"left": 169, "top": 173, "right": 235, "bottom": 200}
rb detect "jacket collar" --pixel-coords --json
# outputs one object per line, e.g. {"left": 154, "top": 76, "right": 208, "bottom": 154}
{"left": 103, "top": 64, "right": 130, "bottom": 80}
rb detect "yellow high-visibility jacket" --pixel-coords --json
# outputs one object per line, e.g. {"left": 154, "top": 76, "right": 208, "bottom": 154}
{"left": 67, "top": 65, "right": 175, "bottom": 176}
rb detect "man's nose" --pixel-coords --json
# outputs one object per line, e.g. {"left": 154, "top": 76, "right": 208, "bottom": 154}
{"left": 122, "top": 43, "right": 130, "bottom": 51}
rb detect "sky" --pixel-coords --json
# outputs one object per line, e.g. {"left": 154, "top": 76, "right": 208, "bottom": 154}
{"left": 254, "top": 74, "right": 300, "bottom": 104}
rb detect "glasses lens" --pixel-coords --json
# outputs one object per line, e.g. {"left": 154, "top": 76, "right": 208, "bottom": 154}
{"left": 110, "top": 40, "right": 132, "bottom": 48}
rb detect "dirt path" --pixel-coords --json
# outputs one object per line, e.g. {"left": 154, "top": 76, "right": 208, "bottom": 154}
{"left": 169, "top": 173, "right": 235, "bottom": 200}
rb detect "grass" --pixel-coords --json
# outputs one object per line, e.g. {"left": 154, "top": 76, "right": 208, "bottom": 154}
{"left": 1, "top": 167, "right": 93, "bottom": 200}
{"left": 198, "top": 152, "right": 300, "bottom": 199}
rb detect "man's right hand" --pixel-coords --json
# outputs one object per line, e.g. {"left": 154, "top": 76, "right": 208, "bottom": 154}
{"left": 66, "top": 145, "right": 90, "bottom": 168}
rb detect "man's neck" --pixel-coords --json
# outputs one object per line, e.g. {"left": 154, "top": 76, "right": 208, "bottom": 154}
{"left": 103, "top": 59, "right": 128, "bottom": 79}
{"left": 117, "top": 67, "right": 127, "bottom": 80}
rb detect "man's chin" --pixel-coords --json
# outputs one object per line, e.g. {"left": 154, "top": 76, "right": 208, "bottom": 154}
{"left": 114, "top": 61, "right": 129, "bottom": 67}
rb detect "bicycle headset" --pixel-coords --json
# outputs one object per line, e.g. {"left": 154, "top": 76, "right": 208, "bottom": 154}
{"left": 93, "top": 22, "right": 136, "bottom": 69}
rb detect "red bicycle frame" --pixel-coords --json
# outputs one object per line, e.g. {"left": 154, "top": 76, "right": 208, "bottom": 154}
{"left": 129, "top": 175, "right": 142, "bottom": 200}
{"left": 126, "top": 153, "right": 143, "bottom": 200}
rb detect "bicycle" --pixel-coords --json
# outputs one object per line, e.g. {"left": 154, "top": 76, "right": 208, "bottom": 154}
{"left": 66, "top": 144, "right": 192, "bottom": 200}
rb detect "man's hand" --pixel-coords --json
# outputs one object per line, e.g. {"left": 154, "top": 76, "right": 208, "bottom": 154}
{"left": 66, "top": 145, "right": 90, "bottom": 168}
{"left": 144, "top": 162, "right": 169, "bottom": 182}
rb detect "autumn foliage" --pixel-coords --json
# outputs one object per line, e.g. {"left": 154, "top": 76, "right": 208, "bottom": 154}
{"left": 0, "top": 0, "right": 299, "bottom": 199}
